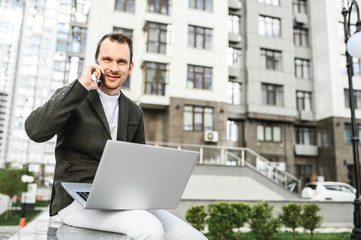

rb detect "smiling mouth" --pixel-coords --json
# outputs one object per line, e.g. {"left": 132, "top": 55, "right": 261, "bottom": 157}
{"left": 107, "top": 74, "right": 120, "bottom": 80}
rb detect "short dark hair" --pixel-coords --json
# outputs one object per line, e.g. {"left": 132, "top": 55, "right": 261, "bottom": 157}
{"left": 95, "top": 32, "right": 133, "bottom": 64}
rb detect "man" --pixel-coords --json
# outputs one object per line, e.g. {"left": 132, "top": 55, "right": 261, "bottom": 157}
{"left": 25, "top": 32, "right": 206, "bottom": 240}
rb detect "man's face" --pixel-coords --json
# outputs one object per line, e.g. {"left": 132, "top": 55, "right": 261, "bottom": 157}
{"left": 97, "top": 38, "right": 133, "bottom": 95}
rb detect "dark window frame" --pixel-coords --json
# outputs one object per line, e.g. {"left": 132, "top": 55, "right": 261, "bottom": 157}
{"left": 188, "top": 25, "right": 212, "bottom": 50}
{"left": 189, "top": 0, "right": 213, "bottom": 11}
{"left": 144, "top": 62, "right": 167, "bottom": 96}
{"left": 187, "top": 65, "right": 212, "bottom": 90}
{"left": 148, "top": 0, "right": 170, "bottom": 14}
{"left": 183, "top": 105, "right": 214, "bottom": 131}
{"left": 295, "top": 58, "right": 310, "bottom": 79}
{"left": 258, "top": 15, "right": 281, "bottom": 37}
{"left": 145, "top": 22, "right": 168, "bottom": 54}
{"left": 114, "top": 0, "right": 135, "bottom": 13}
{"left": 261, "top": 48, "right": 282, "bottom": 70}
{"left": 257, "top": 122, "right": 282, "bottom": 142}
{"left": 262, "top": 83, "right": 283, "bottom": 106}
{"left": 294, "top": 27, "right": 308, "bottom": 47}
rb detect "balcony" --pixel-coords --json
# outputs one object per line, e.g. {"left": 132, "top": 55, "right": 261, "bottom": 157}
{"left": 294, "top": 144, "right": 318, "bottom": 156}
{"left": 228, "top": 32, "right": 242, "bottom": 43}
{"left": 228, "top": 0, "right": 241, "bottom": 10}
{"left": 294, "top": 13, "right": 308, "bottom": 25}
{"left": 298, "top": 110, "right": 314, "bottom": 121}
{"left": 139, "top": 94, "right": 170, "bottom": 110}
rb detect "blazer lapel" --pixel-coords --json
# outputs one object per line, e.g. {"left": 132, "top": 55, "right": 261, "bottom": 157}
{"left": 87, "top": 90, "right": 111, "bottom": 138}
{"left": 117, "top": 92, "right": 129, "bottom": 141}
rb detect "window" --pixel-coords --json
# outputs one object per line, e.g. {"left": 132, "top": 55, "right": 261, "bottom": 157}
{"left": 54, "top": 61, "right": 66, "bottom": 72}
{"left": 294, "top": 126, "right": 315, "bottom": 145}
{"left": 344, "top": 89, "right": 361, "bottom": 109}
{"left": 262, "top": 83, "right": 283, "bottom": 106}
{"left": 187, "top": 65, "right": 212, "bottom": 90}
{"left": 146, "top": 22, "right": 168, "bottom": 54}
{"left": 260, "top": 48, "right": 282, "bottom": 70}
{"left": 339, "top": 22, "right": 356, "bottom": 42}
{"left": 341, "top": 54, "right": 360, "bottom": 75}
{"left": 294, "top": 27, "right": 308, "bottom": 47}
{"left": 189, "top": 0, "right": 212, "bottom": 11}
{"left": 70, "top": 26, "right": 87, "bottom": 54}
{"left": 344, "top": 123, "right": 361, "bottom": 144}
{"left": 295, "top": 58, "right": 310, "bottom": 79}
{"left": 56, "top": 41, "right": 67, "bottom": 52}
{"left": 184, "top": 105, "right": 213, "bottom": 131}
{"left": 188, "top": 25, "right": 212, "bottom": 49}
{"left": 149, "top": 0, "right": 169, "bottom": 14}
{"left": 114, "top": 0, "right": 135, "bottom": 13}
{"left": 228, "top": 15, "right": 240, "bottom": 34}
{"left": 144, "top": 62, "right": 167, "bottom": 96}
{"left": 227, "top": 47, "right": 242, "bottom": 68}
{"left": 258, "top": 15, "right": 280, "bottom": 37}
{"left": 227, "top": 81, "right": 241, "bottom": 105}
{"left": 293, "top": 0, "right": 307, "bottom": 14}
{"left": 258, "top": 0, "right": 279, "bottom": 6}
{"left": 68, "top": 56, "right": 84, "bottom": 81}
{"left": 113, "top": 27, "right": 133, "bottom": 37}
{"left": 296, "top": 91, "right": 312, "bottom": 111}
{"left": 257, "top": 122, "right": 282, "bottom": 142}
{"left": 295, "top": 164, "right": 312, "bottom": 185}
{"left": 227, "top": 120, "right": 239, "bottom": 142}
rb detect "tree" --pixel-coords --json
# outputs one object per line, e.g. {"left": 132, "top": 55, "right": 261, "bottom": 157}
{"left": 280, "top": 202, "right": 301, "bottom": 240}
{"left": 0, "top": 163, "right": 28, "bottom": 220}
{"left": 250, "top": 201, "right": 280, "bottom": 240}
{"left": 300, "top": 203, "right": 322, "bottom": 240}
{"left": 185, "top": 204, "right": 207, "bottom": 231}
{"left": 230, "top": 202, "right": 251, "bottom": 240}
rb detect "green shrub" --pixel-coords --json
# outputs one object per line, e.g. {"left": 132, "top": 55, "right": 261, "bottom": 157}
{"left": 301, "top": 203, "right": 322, "bottom": 240}
{"left": 207, "top": 202, "right": 234, "bottom": 240}
{"left": 250, "top": 201, "right": 280, "bottom": 240}
{"left": 185, "top": 204, "right": 207, "bottom": 231}
{"left": 280, "top": 202, "right": 301, "bottom": 240}
{"left": 230, "top": 202, "right": 251, "bottom": 239}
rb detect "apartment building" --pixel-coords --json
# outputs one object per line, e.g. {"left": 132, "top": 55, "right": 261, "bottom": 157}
{"left": 4, "top": 0, "right": 75, "bottom": 178}
{"left": 82, "top": 0, "right": 359, "bottom": 186}
{"left": 0, "top": 0, "right": 24, "bottom": 168}
{"left": 3, "top": 0, "right": 359, "bottom": 188}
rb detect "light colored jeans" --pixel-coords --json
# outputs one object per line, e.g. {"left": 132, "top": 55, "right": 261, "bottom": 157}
{"left": 58, "top": 201, "right": 207, "bottom": 240}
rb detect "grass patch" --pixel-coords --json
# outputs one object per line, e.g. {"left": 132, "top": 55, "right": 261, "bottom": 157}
{"left": 35, "top": 200, "right": 50, "bottom": 207}
{"left": 0, "top": 210, "right": 42, "bottom": 225}
{"left": 205, "top": 231, "right": 351, "bottom": 240}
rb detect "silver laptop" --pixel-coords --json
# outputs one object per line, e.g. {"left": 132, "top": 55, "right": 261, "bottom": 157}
{"left": 61, "top": 140, "right": 198, "bottom": 210}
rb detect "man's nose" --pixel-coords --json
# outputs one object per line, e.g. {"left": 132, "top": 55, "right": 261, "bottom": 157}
{"left": 110, "top": 62, "right": 119, "bottom": 72}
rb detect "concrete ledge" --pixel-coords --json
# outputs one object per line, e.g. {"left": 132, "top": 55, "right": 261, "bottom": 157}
{"left": 10, "top": 212, "right": 131, "bottom": 240}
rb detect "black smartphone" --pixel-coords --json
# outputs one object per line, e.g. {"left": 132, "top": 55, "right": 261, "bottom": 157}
{"left": 94, "top": 59, "right": 102, "bottom": 87}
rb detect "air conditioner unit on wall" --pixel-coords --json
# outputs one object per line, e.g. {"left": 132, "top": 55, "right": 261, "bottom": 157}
{"left": 204, "top": 130, "right": 219, "bottom": 143}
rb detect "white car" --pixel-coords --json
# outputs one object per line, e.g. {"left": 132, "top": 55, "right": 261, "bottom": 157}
{"left": 301, "top": 181, "right": 356, "bottom": 201}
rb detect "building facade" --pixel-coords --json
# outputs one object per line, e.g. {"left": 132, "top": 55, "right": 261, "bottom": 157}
{"left": 3, "top": 0, "right": 360, "bottom": 188}
{"left": 83, "top": 0, "right": 358, "bottom": 186}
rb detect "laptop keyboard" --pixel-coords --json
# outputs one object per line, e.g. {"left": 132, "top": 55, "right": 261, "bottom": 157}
{"left": 76, "top": 191, "right": 90, "bottom": 201}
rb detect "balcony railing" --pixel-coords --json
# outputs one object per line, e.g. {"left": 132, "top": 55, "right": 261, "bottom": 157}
{"left": 148, "top": 142, "right": 302, "bottom": 194}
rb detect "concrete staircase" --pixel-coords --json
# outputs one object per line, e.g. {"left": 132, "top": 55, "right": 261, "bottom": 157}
{"left": 148, "top": 142, "right": 302, "bottom": 199}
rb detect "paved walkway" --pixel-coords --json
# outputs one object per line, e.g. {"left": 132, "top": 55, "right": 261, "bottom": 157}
{"left": 0, "top": 226, "right": 21, "bottom": 240}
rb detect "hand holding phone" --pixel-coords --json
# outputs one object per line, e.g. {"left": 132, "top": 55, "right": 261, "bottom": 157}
{"left": 91, "top": 59, "right": 102, "bottom": 87}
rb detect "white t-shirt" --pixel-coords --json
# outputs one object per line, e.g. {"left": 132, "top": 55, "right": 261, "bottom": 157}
{"left": 97, "top": 89, "right": 120, "bottom": 140}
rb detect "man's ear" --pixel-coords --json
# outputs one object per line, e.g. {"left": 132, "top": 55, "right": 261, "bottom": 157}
{"left": 128, "top": 62, "right": 134, "bottom": 74}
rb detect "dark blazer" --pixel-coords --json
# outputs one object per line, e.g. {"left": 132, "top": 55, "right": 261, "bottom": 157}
{"left": 25, "top": 80, "right": 145, "bottom": 216}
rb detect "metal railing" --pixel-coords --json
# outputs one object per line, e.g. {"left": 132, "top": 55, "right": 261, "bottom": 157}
{"left": 148, "top": 141, "right": 301, "bottom": 194}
